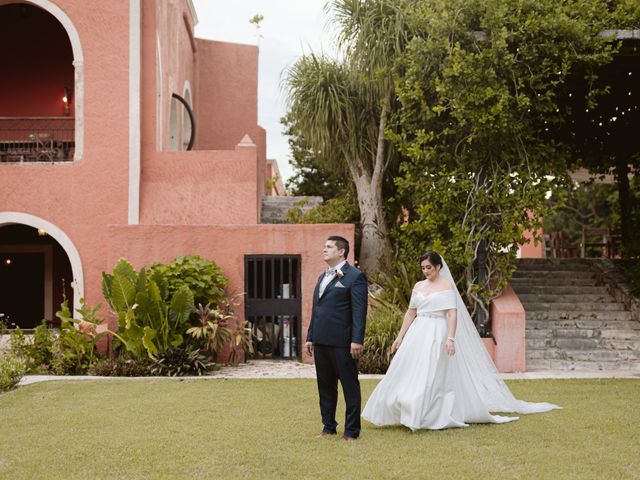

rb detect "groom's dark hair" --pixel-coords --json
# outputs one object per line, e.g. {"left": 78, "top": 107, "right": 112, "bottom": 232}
{"left": 328, "top": 235, "right": 349, "bottom": 259}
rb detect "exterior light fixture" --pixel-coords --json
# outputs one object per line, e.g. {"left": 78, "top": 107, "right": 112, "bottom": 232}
{"left": 63, "top": 87, "right": 71, "bottom": 115}
{"left": 4, "top": 258, "right": 11, "bottom": 265}
{"left": 37, "top": 229, "right": 47, "bottom": 236}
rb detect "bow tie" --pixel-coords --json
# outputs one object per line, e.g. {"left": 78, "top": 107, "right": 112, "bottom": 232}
{"left": 325, "top": 267, "right": 337, "bottom": 277}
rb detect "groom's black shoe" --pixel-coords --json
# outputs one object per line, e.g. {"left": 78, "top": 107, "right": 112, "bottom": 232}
{"left": 341, "top": 435, "right": 357, "bottom": 441}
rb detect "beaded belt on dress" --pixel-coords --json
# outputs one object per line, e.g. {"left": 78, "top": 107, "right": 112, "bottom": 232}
{"left": 416, "top": 312, "right": 445, "bottom": 319}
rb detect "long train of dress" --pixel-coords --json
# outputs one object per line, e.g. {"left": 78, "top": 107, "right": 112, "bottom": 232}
{"left": 362, "top": 290, "right": 519, "bottom": 430}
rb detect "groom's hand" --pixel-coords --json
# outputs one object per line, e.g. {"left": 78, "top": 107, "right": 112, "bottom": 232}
{"left": 350, "top": 343, "right": 363, "bottom": 359}
{"left": 305, "top": 341, "right": 313, "bottom": 357}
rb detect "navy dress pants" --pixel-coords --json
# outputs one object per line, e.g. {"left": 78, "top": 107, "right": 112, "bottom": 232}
{"left": 313, "top": 344, "right": 361, "bottom": 438}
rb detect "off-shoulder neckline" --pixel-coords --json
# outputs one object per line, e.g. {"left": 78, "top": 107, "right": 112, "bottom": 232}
{"left": 413, "top": 289, "right": 454, "bottom": 297}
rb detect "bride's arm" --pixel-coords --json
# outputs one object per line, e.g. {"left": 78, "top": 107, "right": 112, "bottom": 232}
{"left": 446, "top": 308, "right": 457, "bottom": 356}
{"left": 391, "top": 308, "right": 417, "bottom": 352}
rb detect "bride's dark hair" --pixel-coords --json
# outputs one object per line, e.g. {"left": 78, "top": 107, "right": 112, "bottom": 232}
{"left": 419, "top": 251, "right": 442, "bottom": 267}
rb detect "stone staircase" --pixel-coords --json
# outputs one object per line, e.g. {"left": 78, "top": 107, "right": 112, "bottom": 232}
{"left": 260, "top": 196, "right": 323, "bottom": 224}
{"left": 511, "top": 258, "right": 640, "bottom": 371}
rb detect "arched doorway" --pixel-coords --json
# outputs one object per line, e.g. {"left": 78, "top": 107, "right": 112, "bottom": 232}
{"left": 0, "top": 1, "right": 84, "bottom": 161}
{"left": 0, "top": 212, "right": 84, "bottom": 326}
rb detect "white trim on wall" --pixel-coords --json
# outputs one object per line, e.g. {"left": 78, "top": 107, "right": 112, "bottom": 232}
{"left": 181, "top": 80, "right": 192, "bottom": 150}
{"left": 128, "top": 0, "right": 141, "bottom": 225}
{"left": 156, "top": 33, "right": 163, "bottom": 152}
{"left": 0, "top": 0, "right": 85, "bottom": 160}
{"left": 0, "top": 212, "right": 84, "bottom": 317}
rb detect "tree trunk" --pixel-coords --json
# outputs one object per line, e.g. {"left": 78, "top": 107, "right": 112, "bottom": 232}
{"left": 350, "top": 162, "right": 391, "bottom": 277}
{"left": 614, "top": 155, "right": 631, "bottom": 254}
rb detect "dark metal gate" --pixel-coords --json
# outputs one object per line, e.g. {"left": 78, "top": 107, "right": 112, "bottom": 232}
{"left": 244, "top": 255, "right": 301, "bottom": 359}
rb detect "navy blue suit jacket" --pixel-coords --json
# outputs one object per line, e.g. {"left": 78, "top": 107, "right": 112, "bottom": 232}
{"left": 306, "top": 262, "right": 368, "bottom": 347}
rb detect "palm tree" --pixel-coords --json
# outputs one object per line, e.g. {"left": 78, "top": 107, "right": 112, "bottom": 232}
{"left": 284, "top": 0, "right": 415, "bottom": 276}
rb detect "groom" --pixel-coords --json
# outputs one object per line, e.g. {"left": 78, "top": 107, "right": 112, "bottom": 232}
{"left": 305, "top": 235, "right": 368, "bottom": 441}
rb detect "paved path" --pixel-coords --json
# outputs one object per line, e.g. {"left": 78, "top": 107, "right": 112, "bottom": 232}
{"left": 17, "top": 360, "right": 640, "bottom": 386}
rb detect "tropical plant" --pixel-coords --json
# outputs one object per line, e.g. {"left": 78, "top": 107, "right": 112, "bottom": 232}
{"left": 149, "top": 345, "right": 214, "bottom": 377}
{"left": 284, "top": 0, "right": 417, "bottom": 276}
{"left": 149, "top": 255, "right": 228, "bottom": 310}
{"left": 50, "top": 296, "right": 107, "bottom": 375}
{"left": 186, "top": 303, "right": 232, "bottom": 357}
{"left": 227, "top": 319, "right": 254, "bottom": 365}
{"left": 0, "top": 352, "right": 27, "bottom": 393}
{"left": 103, "top": 259, "right": 194, "bottom": 359}
{"left": 88, "top": 356, "right": 151, "bottom": 377}
{"left": 359, "top": 300, "right": 403, "bottom": 374}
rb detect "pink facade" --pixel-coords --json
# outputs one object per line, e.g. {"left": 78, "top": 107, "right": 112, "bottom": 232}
{"left": 489, "top": 285, "right": 526, "bottom": 372}
{"left": 0, "top": 0, "right": 353, "bottom": 362}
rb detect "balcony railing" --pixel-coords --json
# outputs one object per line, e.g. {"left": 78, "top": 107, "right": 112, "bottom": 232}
{"left": 0, "top": 117, "right": 75, "bottom": 162}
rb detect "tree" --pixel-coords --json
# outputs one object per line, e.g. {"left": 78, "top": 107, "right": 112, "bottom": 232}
{"left": 390, "top": 0, "right": 637, "bottom": 321}
{"left": 282, "top": 114, "right": 349, "bottom": 198}
{"left": 283, "top": 0, "right": 416, "bottom": 277}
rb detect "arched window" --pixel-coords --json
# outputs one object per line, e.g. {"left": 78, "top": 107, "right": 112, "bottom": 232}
{"left": 0, "top": 1, "right": 83, "bottom": 162}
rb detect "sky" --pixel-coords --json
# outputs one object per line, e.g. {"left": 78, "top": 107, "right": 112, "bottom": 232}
{"left": 192, "top": 0, "right": 339, "bottom": 184}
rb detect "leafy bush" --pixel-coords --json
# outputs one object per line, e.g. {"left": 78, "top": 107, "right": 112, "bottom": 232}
{"left": 359, "top": 300, "right": 403, "bottom": 374}
{"left": 150, "top": 255, "right": 228, "bottom": 308}
{"left": 88, "top": 356, "right": 151, "bottom": 377}
{"left": 6, "top": 325, "right": 52, "bottom": 374}
{"left": 29, "top": 323, "right": 54, "bottom": 372}
{"left": 50, "top": 297, "right": 107, "bottom": 375}
{"left": 0, "top": 352, "right": 27, "bottom": 392}
{"left": 186, "top": 303, "right": 231, "bottom": 354}
{"left": 149, "top": 345, "right": 214, "bottom": 377}
{"left": 286, "top": 195, "right": 359, "bottom": 225}
{"left": 102, "top": 259, "right": 194, "bottom": 360}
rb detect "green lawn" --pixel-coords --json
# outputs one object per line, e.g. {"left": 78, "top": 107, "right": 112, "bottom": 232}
{"left": 0, "top": 378, "right": 638, "bottom": 479}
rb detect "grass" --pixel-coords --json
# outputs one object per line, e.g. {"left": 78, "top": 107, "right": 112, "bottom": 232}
{"left": 0, "top": 378, "right": 638, "bottom": 479}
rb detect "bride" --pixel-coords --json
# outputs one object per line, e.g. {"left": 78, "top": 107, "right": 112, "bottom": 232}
{"left": 362, "top": 251, "right": 560, "bottom": 431}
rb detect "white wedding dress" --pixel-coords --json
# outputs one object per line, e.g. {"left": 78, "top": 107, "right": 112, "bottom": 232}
{"left": 362, "top": 259, "right": 561, "bottom": 431}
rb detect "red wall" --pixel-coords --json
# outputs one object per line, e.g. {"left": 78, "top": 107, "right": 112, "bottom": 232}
{"left": 0, "top": 4, "right": 74, "bottom": 117}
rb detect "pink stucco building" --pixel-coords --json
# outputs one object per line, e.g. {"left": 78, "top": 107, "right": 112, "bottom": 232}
{"left": 0, "top": 0, "right": 353, "bottom": 363}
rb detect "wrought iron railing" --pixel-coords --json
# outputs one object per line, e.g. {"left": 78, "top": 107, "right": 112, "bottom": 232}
{"left": 0, "top": 117, "right": 75, "bottom": 162}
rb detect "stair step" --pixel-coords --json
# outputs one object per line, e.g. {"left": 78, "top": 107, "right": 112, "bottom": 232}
{"left": 513, "top": 285, "right": 606, "bottom": 295}
{"left": 517, "top": 294, "right": 614, "bottom": 303}
{"left": 526, "top": 337, "right": 640, "bottom": 350}
{"left": 527, "top": 358, "right": 640, "bottom": 371}
{"left": 600, "top": 329, "right": 640, "bottom": 340}
{"left": 523, "top": 302, "right": 627, "bottom": 312}
{"left": 516, "top": 259, "right": 588, "bottom": 266}
{"left": 512, "top": 270, "right": 596, "bottom": 279}
{"left": 527, "top": 320, "right": 638, "bottom": 332}
{"left": 526, "top": 311, "right": 634, "bottom": 322}
{"left": 515, "top": 263, "right": 592, "bottom": 272}
{"left": 527, "top": 349, "right": 640, "bottom": 361}
{"left": 509, "top": 277, "right": 597, "bottom": 286}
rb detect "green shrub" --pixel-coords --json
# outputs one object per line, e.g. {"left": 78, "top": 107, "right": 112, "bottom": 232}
{"left": 7, "top": 324, "right": 53, "bottom": 374}
{"left": 88, "top": 356, "right": 151, "bottom": 377}
{"left": 8, "top": 327, "right": 31, "bottom": 362}
{"left": 29, "top": 322, "right": 54, "bottom": 372}
{"left": 0, "top": 352, "right": 27, "bottom": 392}
{"left": 150, "top": 255, "right": 228, "bottom": 308}
{"left": 149, "top": 345, "right": 214, "bottom": 377}
{"left": 359, "top": 300, "right": 403, "bottom": 374}
{"left": 102, "top": 258, "right": 194, "bottom": 360}
{"left": 50, "top": 297, "right": 107, "bottom": 375}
